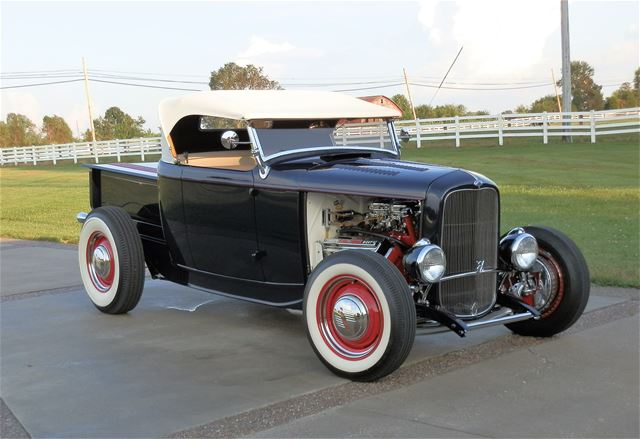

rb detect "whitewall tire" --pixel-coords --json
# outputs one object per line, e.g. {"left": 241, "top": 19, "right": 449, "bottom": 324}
{"left": 78, "top": 206, "right": 145, "bottom": 314}
{"left": 304, "top": 250, "right": 415, "bottom": 381}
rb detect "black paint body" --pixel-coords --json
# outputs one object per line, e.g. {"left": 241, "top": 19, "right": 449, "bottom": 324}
{"left": 87, "top": 154, "right": 497, "bottom": 308}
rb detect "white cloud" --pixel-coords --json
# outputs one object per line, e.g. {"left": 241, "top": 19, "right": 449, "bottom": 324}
{"left": 419, "top": 0, "right": 559, "bottom": 78}
{"left": 234, "top": 35, "right": 324, "bottom": 76}
{"left": 0, "top": 91, "right": 43, "bottom": 124}
{"left": 237, "top": 35, "right": 295, "bottom": 60}
{"left": 417, "top": 1, "right": 442, "bottom": 45}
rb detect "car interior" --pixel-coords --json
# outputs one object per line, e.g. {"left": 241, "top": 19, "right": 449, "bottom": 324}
{"left": 168, "top": 115, "right": 257, "bottom": 171}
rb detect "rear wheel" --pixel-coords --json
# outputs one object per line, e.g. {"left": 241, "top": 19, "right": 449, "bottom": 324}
{"left": 304, "top": 250, "right": 415, "bottom": 382}
{"left": 506, "top": 226, "right": 590, "bottom": 337}
{"left": 78, "top": 206, "right": 145, "bottom": 314}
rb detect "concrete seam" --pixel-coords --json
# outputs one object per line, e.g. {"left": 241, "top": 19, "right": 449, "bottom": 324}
{"left": 167, "top": 299, "right": 639, "bottom": 439}
{"left": 0, "top": 398, "right": 31, "bottom": 439}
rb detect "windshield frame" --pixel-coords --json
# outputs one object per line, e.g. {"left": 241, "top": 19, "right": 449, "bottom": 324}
{"left": 248, "top": 120, "right": 400, "bottom": 165}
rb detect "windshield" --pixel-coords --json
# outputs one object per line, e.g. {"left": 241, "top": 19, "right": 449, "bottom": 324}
{"left": 254, "top": 121, "right": 398, "bottom": 161}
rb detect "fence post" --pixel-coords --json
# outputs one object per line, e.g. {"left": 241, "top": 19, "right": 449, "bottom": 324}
{"left": 140, "top": 139, "right": 146, "bottom": 161}
{"left": 542, "top": 112, "right": 548, "bottom": 144}
{"left": 116, "top": 140, "right": 121, "bottom": 162}
{"left": 454, "top": 116, "right": 460, "bottom": 148}
{"left": 32, "top": 146, "right": 37, "bottom": 165}
{"left": 51, "top": 144, "right": 57, "bottom": 165}
{"left": 415, "top": 120, "right": 422, "bottom": 148}
{"left": 497, "top": 114, "right": 504, "bottom": 146}
{"left": 590, "top": 110, "right": 596, "bottom": 143}
{"left": 13, "top": 147, "right": 18, "bottom": 166}
{"left": 93, "top": 141, "right": 99, "bottom": 163}
{"left": 72, "top": 143, "right": 78, "bottom": 164}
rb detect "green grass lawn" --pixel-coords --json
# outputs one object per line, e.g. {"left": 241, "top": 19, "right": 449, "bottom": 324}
{"left": 1, "top": 139, "right": 638, "bottom": 287}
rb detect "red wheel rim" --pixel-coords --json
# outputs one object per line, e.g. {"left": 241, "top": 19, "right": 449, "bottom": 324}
{"left": 85, "top": 231, "right": 115, "bottom": 292}
{"left": 316, "top": 275, "right": 383, "bottom": 360}
{"left": 536, "top": 249, "right": 565, "bottom": 318}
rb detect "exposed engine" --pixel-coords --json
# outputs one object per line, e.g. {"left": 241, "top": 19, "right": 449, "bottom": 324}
{"left": 320, "top": 199, "right": 420, "bottom": 264}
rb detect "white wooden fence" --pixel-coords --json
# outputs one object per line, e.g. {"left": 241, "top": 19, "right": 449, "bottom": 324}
{"left": 396, "top": 107, "right": 640, "bottom": 148}
{"left": 0, "top": 137, "right": 162, "bottom": 166}
{"left": 1, "top": 108, "right": 638, "bottom": 166}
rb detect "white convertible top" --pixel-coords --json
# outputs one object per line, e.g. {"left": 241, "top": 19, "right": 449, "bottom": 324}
{"left": 158, "top": 90, "right": 401, "bottom": 134}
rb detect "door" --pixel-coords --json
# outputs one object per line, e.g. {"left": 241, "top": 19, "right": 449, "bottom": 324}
{"left": 181, "top": 166, "right": 263, "bottom": 281}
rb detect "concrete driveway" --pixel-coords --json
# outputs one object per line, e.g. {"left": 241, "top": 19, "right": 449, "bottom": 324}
{"left": 1, "top": 239, "right": 638, "bottom": 438}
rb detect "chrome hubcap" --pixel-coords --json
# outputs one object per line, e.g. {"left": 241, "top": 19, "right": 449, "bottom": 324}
{"left": 92, "top": 245, "right": 112, "bottom": 279}
{"left": 332, "top": 294, "right": 369, "bottom": 341}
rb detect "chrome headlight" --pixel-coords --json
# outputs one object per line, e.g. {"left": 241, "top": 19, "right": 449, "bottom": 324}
{"left": 403, "top": 240, "right": 447, "bottom": 283}
{"left": 500, "top": 228, "right": 538, "bottom": 271}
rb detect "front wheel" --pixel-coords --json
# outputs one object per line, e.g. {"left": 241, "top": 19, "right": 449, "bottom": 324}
{"left": 506, "top": 226, "right": 590, "bottom": 337}
{"left": 304, "top": 250, "right": 416, "bottom": 382}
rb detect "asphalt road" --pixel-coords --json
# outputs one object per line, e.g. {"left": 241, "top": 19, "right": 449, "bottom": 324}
{"left": 1, "top": 239, "right": 638, "bottom": 438}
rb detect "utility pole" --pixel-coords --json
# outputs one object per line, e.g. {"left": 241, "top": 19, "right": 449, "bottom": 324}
{"left": 560, "top": 0, "right": 572, "bottom": 141}
{"left": 551, "top": 69, "right": 562, "bottom": 114}
{"left": 402, "top": 67, "right": 417, "bottom": 121}
{"left": 82, "top": 57, "right": 97, "bottom": 143}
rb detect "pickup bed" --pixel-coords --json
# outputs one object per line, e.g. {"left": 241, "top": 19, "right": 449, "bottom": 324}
{"left": 86, "top": 162, "right": 178, "bottom": 280}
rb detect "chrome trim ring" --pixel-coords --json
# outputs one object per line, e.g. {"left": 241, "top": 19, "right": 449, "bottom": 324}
{"left": 86, "top": 232, "right": 115, "bottom": 293}
{"left": 317, "top": 275, "right": 383, "bottom": 360}
{"left": 531, "top": 250, "right": 562, "bottom": 316}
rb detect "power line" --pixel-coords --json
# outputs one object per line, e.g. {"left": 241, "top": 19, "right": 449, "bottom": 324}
{"left": 0, "top": 79, "right": 84, "bottom": 89}
{"left": 89, "top": 68, "right": 206, "bottom": 78}
{"left": 88, "top": 73, "right": 208, "bottom": 84}
{"left": 1, "top": 74, "right": 83, "bottom": 80}
{"left": 429, "top": 46, "right": 464, "bottom": 105}
{"left": 412, "top": 81, "right": 551, "bottom": 91}
{"left": 2, "top": 68, "right": 631, "bottom": 89}
{"left": 89, "top": 78, "right": 202, "bottom": 91}
{"left": 0, "top": 69, "right": 79, "bottom": 74}
{"left": 0, "top": 75, "right": 628, "bottom": 93}
{"left": 333, "top": 83, "right": 404, "bottom": 92}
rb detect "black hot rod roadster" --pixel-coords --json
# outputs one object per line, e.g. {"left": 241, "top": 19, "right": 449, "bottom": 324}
{"left": 77, "top": 91, "right": 589, "bottom": 381}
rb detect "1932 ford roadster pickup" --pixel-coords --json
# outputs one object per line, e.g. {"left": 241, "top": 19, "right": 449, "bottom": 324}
{"left": 77, "top": 90, "right": 590, "bottom": 381}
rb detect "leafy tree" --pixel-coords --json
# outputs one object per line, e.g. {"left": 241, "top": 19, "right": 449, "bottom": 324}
{"left": 42, "top": 115, "right": 73, "bottom": 144}
{"left": 530, "top": 95, "right": 561, "bottom": 113}
{"left": 558, "top": 60, "right": 604, "bottom": 111}
{"left": 634, "top": 67, "right": 640, "bottom": 93}
{"left": 90, "top": 107, "right": 147, "bottom": 141}
{"left": 467, "top": 110, "right": 490, "bottom": 116}
{"left": 390, "top": 94, "right": 413, "bottom": 119}
{"left": 390, "top": 96, "right": 484, "bottom": 119}
{"left": 605, "top": 82, "right": 639, "bottom": 109}
{"left": 513, "top": 105, "right": 529, "bottom": 114}
{"left": 414, "top": 104, "right": 433, "bottom": 119}
{"left": 209, "top": 62, "right": 281, "bottom": 90}
{"left": 432, "top": 104, "right": 467, "bottom": 118}
{"left": 0, "top": 113, "right": 42, "bottom": 147}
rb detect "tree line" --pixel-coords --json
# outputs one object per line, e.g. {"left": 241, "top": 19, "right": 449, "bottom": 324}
{"left": 2, "top": 61, "right": 637, "bottom": 148}
{"left": 512, "top": 62, "right": 639, "bottom": 114}
{"left": 0, "top": 106, "right": 158, "bottom": 148}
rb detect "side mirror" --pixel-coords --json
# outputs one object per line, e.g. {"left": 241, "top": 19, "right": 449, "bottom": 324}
{"left": 399, "top": 128, "right": 411, "bottom": 142}
{"left": 221, "top": 130, "right": 239, "bottom": 150}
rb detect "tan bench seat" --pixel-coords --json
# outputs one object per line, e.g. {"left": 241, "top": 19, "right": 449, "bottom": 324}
{"left": 186, "top": 150, "right": 256, "bottom": 171}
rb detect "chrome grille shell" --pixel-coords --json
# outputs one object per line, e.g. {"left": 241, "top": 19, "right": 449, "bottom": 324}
{"left": 437, "top": 188, "right": 499, "bottom": 318}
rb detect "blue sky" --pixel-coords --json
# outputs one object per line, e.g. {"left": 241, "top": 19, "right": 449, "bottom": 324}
{"left": 1, "top": 0, "right": 638, "bottom": 133}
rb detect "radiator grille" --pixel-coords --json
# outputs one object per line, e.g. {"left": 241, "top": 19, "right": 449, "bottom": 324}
{"left": 438, "top": 188, "right": 499, "bottom": 318}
